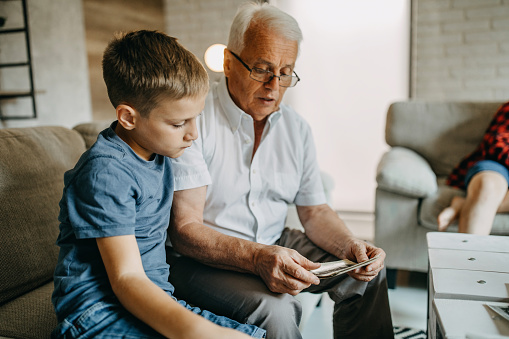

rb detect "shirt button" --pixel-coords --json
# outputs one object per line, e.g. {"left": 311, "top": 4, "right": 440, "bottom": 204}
{"left": 251, "top": 202, "right": 255, "bottom": 207}
{"left": 252, "top": 169, "right": 256, "bottom": 174}
{"left": 245, "top": 138, "right": 251, "bottom": 144}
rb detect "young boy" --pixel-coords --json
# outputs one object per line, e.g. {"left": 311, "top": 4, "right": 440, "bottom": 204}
{"left": 51, "top": 30, "right": 265, "bottom": 339}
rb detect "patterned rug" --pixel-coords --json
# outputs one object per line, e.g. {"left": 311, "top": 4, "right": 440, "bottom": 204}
{"left": 393, "top": 326, "right": 427, "bottom": 339}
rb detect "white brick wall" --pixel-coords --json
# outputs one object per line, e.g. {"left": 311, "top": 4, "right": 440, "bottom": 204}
{"left": 412, "top": 0, "right": 509, "bottom": 100}
{"left": 164, "top": 0, "right": 247, "bottom": 83}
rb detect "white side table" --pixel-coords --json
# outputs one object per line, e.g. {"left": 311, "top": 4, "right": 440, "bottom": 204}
{"left": 434, "top": 299, "right": 509, "bottom": 339}
{"left": 427, "top": 232, "right": 509, "bottom": 339}
{"left": 427, "top": 233, "right": 509, "bottom": 253}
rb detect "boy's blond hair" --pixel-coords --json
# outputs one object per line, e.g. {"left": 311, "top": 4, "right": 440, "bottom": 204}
{"left": 102, "top": 30, "right": 209, "bottom": 116}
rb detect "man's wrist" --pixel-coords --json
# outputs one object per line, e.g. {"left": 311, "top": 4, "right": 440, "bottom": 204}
{"left": 251, "top": 243, "right": 265, "bottom": 275}
{"left": 334, "top": 235, "right": 358, "bottom": 259}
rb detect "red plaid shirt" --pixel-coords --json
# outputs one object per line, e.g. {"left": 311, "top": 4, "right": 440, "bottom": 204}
{"left": 447, "top": 102, "right": 509, "bottom": 189}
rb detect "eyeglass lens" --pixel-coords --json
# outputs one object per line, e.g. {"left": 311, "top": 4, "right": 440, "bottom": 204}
{"left": 230, "top": 51, "right": 299, "bottom": 87}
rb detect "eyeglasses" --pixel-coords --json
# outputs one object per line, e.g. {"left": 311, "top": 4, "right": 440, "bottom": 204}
{"left": 229, "top": 51, "right": 300, "bottom": 88}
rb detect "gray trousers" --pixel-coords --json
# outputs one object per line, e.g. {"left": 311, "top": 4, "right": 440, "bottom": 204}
{"left": 167, "top": 228, "right": 394, "bottom": 339}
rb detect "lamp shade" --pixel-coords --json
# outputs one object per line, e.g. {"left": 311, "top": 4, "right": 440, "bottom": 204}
{"left": 204, "top": 43, "right": 226, "bottom": 72}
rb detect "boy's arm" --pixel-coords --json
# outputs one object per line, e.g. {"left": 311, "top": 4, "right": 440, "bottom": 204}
{"left": 96, "top": 235, "right": 251, "bottom": 339}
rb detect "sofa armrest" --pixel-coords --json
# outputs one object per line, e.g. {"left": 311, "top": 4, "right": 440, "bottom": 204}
{"left": 376, "top": 146, "right": 437, "bottom": 198}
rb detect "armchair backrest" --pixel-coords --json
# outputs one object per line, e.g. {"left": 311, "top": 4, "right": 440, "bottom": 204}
{"left": 385, "top": 101, "right": 504, "bottom": 176}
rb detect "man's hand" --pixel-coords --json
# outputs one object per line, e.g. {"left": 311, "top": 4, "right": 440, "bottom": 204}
{"left": 342, "top": 238, "right": 386, "bottom": 282}
{"left": 253, "top": 245, "right": 321, "bottom": 295}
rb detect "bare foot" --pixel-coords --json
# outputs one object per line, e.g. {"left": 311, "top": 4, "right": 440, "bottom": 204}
{"left": 437, "top": 196, "right": 465, "bottom": 231}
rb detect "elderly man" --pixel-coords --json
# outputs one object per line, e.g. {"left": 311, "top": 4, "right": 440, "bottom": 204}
{"left": 167, "top": 2, "right": 394, "bottom": 338}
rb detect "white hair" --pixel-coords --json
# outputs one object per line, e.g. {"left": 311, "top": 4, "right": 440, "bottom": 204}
{"left": 227, "top": 1, "right": 303, "bottom": 55}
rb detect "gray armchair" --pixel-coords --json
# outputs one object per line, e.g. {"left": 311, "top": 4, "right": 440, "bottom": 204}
{"left": 375, "top": 101, "right": 509, "bottom": 278}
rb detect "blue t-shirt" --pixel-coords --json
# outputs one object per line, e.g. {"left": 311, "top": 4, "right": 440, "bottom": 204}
{"left": 52, "top": 122, "right": 175, "bottom": 322}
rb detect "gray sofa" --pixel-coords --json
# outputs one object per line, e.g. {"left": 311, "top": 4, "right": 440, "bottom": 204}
{"left": 0, "top": 122, "right": 109, "bottom": 339}
{"left": 375, "top": 101, "right": 509, "bottom": 275}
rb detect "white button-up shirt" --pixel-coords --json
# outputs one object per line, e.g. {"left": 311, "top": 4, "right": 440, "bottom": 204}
{"left": 171, "top": 77, "right": 326, "bottom": 245}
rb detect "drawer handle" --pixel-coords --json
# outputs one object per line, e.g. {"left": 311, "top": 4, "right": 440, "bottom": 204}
{"left": 477, "top": 280, "right": 486, "bottom": 284}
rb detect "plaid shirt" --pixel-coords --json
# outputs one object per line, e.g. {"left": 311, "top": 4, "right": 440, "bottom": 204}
{"left": 447, "top": 101, "right": 509, "bottom": 189}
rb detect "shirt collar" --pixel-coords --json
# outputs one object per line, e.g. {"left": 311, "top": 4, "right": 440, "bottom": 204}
{"left": 217, "top": 76, "right": 283, "bottom": 133}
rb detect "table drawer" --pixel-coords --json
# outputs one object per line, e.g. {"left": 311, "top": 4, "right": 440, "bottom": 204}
{"left": 432, "top": 268, "right": 509, "bottom": 302}
{"left": 427, "top": 232, "right": 509, "bottom": 252}
{"left": 433, "top": 299, "right": 509, "bottom": 339}
{"left": 429, "top": 249, "right": 509, "bottom": 273}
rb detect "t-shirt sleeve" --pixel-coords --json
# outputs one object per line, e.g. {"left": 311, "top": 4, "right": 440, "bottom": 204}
{"left": 294, "top": 122, "right": 328, "bottom": 206}
{"left": 64, "top": 159, "right": 137, "bottom": 239}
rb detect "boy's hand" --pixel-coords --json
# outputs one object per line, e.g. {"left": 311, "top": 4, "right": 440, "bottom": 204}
{"left": 196, "top": 321, "right": 259, "bottom": 339}
{"left": 212, "top": 327, "right": 257, "bottom": 339}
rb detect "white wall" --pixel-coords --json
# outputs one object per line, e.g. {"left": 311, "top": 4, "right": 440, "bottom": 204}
{"left": 412, "top": 0, "right": 509, "bottom": 100}
{"left": 274, "top": 0, "right": 410, "bottom": 212}
{"left": 164, "top": 0, "right": 245, "bottom": 84}
{"left": 0, "top": 0, "right": 92, "bottom": 129}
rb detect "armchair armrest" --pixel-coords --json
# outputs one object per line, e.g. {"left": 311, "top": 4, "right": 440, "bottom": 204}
{"left": 376, "top": 147, "right": 437, "bottom": 198}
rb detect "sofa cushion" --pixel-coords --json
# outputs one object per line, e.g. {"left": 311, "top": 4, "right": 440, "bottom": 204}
{"left": 386, "top": 101, "right": 503, "bottom": 176}
{"left": 0, "top": 282, "right": 56, "bottom": 339}
{"left": 376, "top": 147, "right": 438, "bottom": 198}
{"left": 419, "top": 181, "right": 509, "bottom": 234}
{"left": 73, "top": 121, "right": 112, "bottom": 149}
{"left": 0, "top": 127, "right": 85, "bottom": 305}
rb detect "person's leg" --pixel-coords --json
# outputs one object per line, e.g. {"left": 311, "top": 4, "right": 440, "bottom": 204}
{"left": 52, "top": 298, "right": 165, "bottom": 339}
{"left": 496, "top": 190, "right": 509, "bottom": 212}
{"left": 438, "top": 160, "right": 509, "bottom": 233}
{"left": 53, "top": 294, "right": 265, "bottom": 339}
{"left": 178, "top": 300, "right": 265, "bottom": 338}
{"left": 437, "top": 195, "right": 465, "bottom": 230}
{"left": 167, "top": 248, "right": 303, "bottom": 339}
{"left": 458, "top": 171, "right": 508, "bottom": 234}
{"left": 278, "top": 228, "right": 394, "bottom": 339}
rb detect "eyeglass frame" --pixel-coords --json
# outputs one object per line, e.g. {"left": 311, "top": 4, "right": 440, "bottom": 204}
{"left": 229, "top": 50, "right": 300, "bottom": 88}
